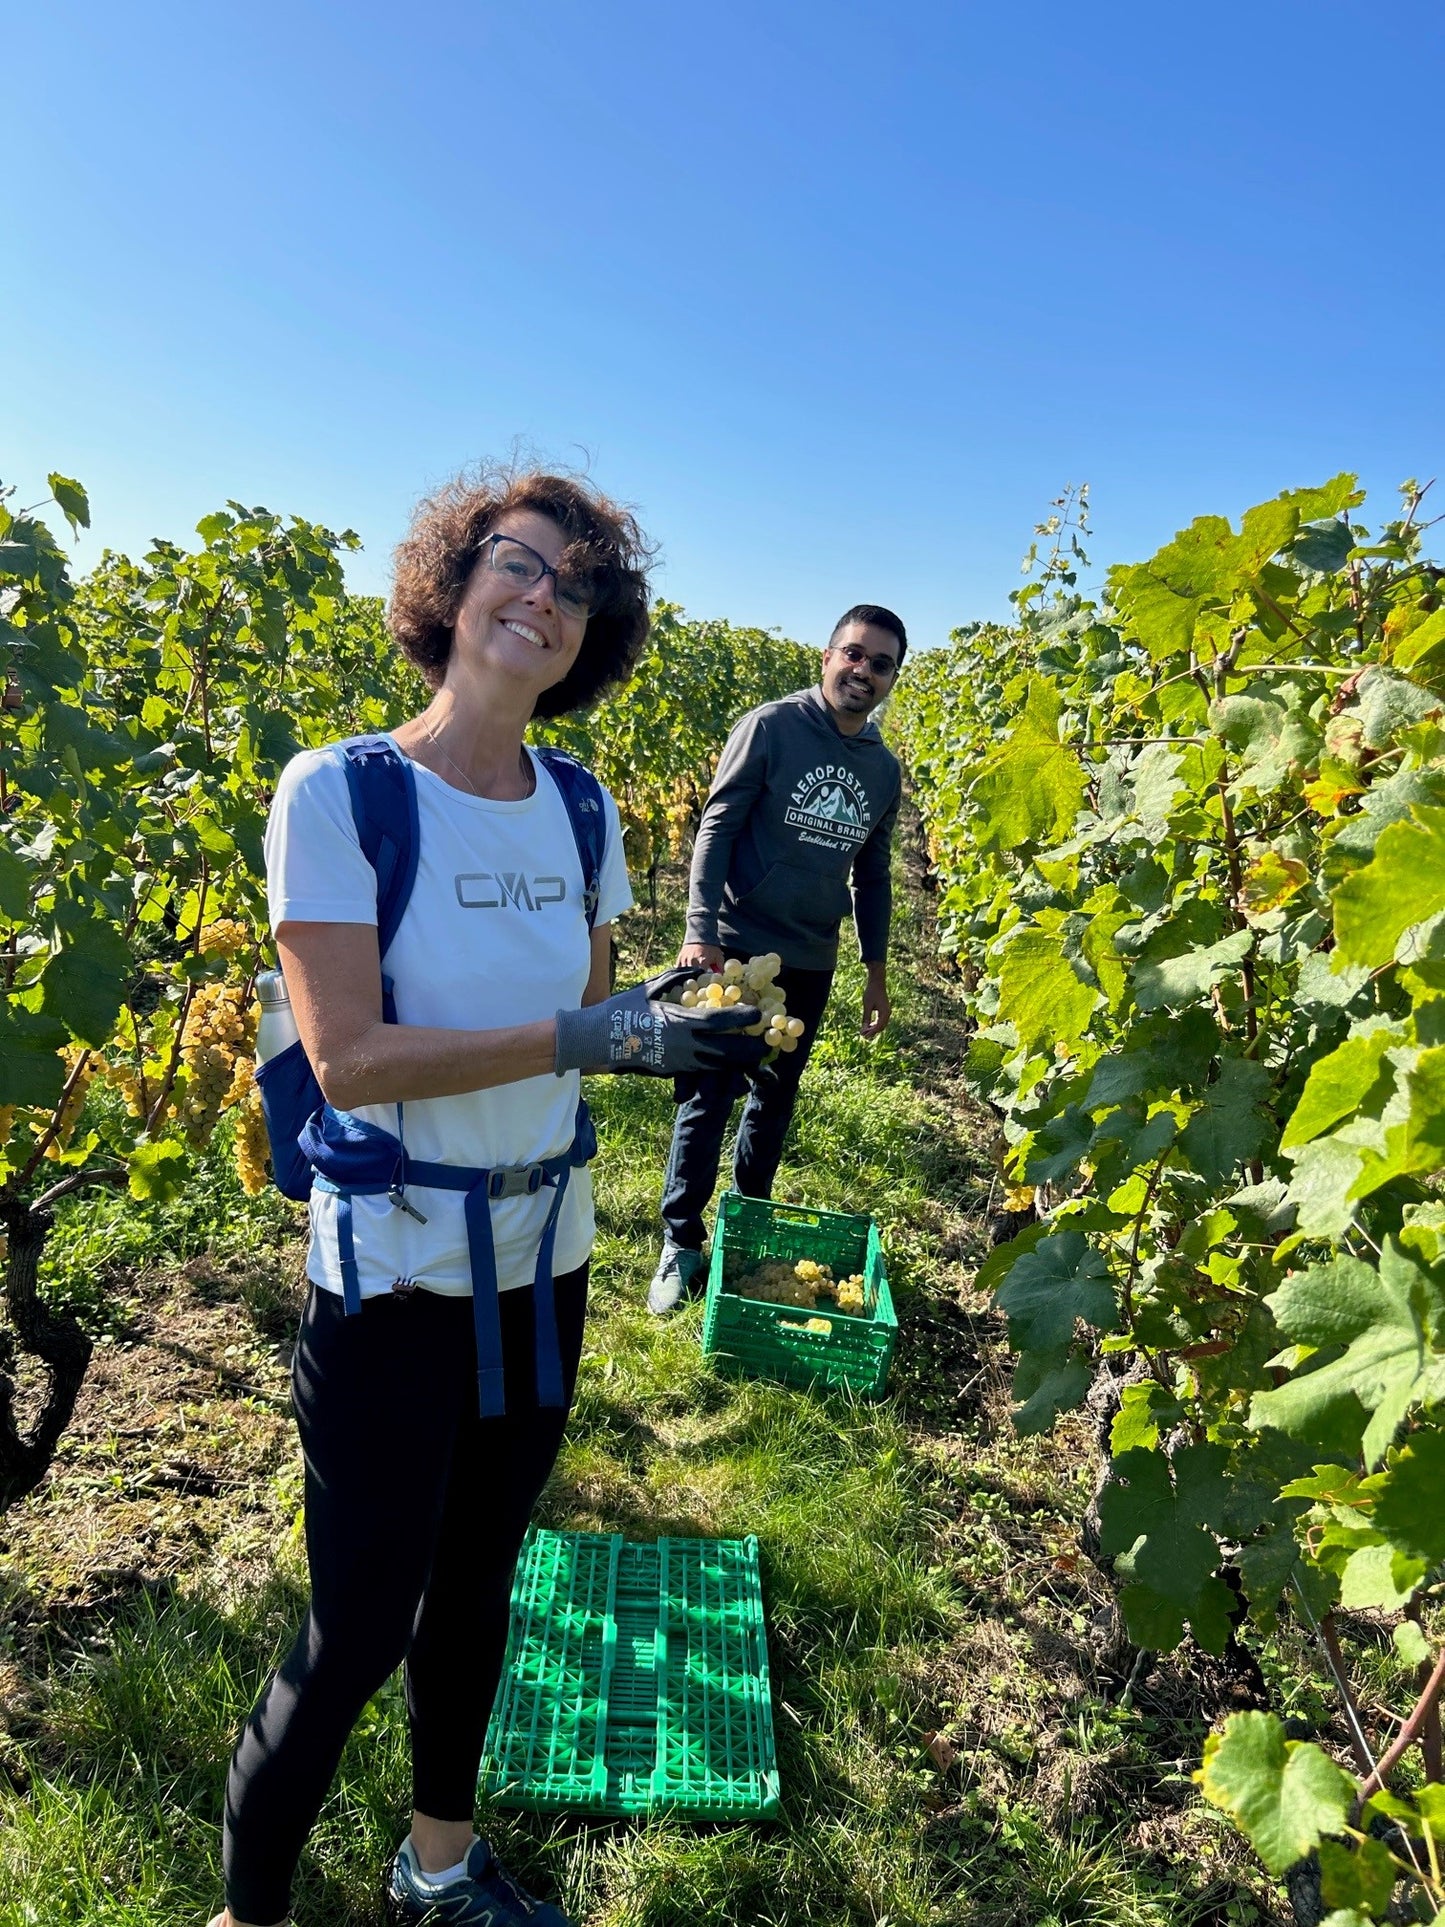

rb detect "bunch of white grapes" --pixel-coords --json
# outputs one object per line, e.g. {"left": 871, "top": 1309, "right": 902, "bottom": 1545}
{"left": 45, "top": 1047, "right": 99, "bottom": 1157}
{"left": 671, "top": 954, "right": 807, "bottom": 1052}
{"left": 736, "top": 1256, "right": 868, "bottom": 1315}
{"left": 177, "top": 981, "right": 255, "bottom": 1149}
{"left": 737, "top": 1260, "right": 818, "bottom": 1308}
{"left": 227, "top": 1057, "right": 271, "bottom": 1196}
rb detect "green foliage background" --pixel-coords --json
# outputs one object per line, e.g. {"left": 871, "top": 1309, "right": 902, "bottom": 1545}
{"left": 893, "top": 479, "right": 1445, "bottom": 1916}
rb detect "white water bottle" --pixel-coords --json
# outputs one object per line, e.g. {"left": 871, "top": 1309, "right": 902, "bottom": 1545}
{"left": 255, "top": 967, "right": 301, "bottom": 1064}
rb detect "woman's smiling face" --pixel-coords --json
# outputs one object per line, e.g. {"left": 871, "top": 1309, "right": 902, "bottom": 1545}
{"left": 447, "top": 508, "right": 589, "bottom": 698}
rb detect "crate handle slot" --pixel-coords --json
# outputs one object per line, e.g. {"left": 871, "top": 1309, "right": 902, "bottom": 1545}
{"left": 777, "top": 1315, "right": 833, "bottom": 1334}
{"left": 763, "top": 1205, "right": 823, "bottom": 1227}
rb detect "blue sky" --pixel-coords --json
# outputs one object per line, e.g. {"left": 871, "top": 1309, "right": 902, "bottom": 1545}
{"left": 6, "top": 2, "right": 1443, "bottom": 651}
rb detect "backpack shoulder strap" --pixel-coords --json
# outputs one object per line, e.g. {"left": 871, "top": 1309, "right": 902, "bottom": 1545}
{"left": 535, "top": 746, "right": 606, "bottom": 929}
{"left": 340, "top": 736, "right": 420, "bottom": 959}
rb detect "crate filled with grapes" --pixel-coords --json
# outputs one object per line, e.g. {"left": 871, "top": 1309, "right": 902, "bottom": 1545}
{"left": 701, "top": 1193, "right": 896, "bottom": 1398}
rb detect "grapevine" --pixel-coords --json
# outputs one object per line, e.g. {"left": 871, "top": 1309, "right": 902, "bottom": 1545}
{"left": 894, "top": 476, "right": 1445, "bottom": 1916}
{"left": 0, "top": 471, "right": 381, "bottom": 1511}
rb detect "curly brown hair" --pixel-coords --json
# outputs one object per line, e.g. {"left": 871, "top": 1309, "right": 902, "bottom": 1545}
{"left": 388, "top": 466, "right": 653, "bottom": 717}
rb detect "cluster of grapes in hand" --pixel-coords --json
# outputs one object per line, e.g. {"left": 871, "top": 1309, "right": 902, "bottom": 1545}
{"left": 668, "top": 954, "right": 806, "bottom": 1055}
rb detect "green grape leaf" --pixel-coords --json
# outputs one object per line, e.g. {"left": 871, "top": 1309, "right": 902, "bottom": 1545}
{"left": 1198, "top": 1712, "right": 1354, "bottom": 1875}
{"left": 1144, "top": 1005, "right": 1222, "bottom": 1093}
{"left": 1084, "top": 1049, "right": 1157, "bottom": 1112}
{"left": 1110, "top": 1380, "right": 1180, "bottom": 1454}
{"left": 975, "top": 1221, "right": 1051, "bottom": 1297}
{"left": 1282, "top": 1028, "right": 1399, "bottom": 1150}
{"left": 0, "top": 1006, "right": 70, "bottom": 1107}
{"left": 1236, "top": 1522, "right": 1305, "bottom": 1615}
{"left": 1178, "top": 1057, "right": 1270, "bottom": 1183}
{"left": 1392, "top": 606, "right": 1445, "bottom": 671}
{"left": 970, "top": 680, "right": 1085, "bottom": 849}
{"left": 1081, "top": 908, "right": 1129, "bottom": 1008}
{"left": 1225, "top": 1179, "right": 1297, "bottom": 1239}
{"left": 1358, "top": 668, "right": 1442, "bottom": 750}
{"left": 1252, "top": 1240, "right": 1445, "bottom": 1466}
{"left": 0, "top": 845, "right": 30, "bottom": 919}
{"left": 127, "top": 1139, "right": 189, "bottom": 1202}
{"left": 1279, "top": 474, "right": 1363, "bottom": 521}
{"left": 1333, "top": 804, "right": 1445, "bottom": 966}
{"left": 1090, "top": 1104, "right": 1177, "bottom": 1187}
{"left": 1371, "top": 1431, "right": 1445, "bottom": 1566}
{"left": 962, "top": 1032, "right": 1009, "bottom": 1105}
{"left": 1266, "top": 1255, "right": 1380, "bottom": 1347}
{"left": 1129, "top": 743, "right": 1186, "bottom": 824}
{"left": 1133, "top": 929, "right": 1253, "bottom": 1012}
{"left": 1010, "top": 1345, "right": 1091, "bottom": 1434}
{"left": 40, "top": 919, "right": 134, "bottom": 1047}
{"left": 1116, "top": 1584, "right": 1185, "bottom": 1649}
{"left": 997, "top": 928, "right": 1096, "bottom": 1055}
{"left": 1098, "top": 1445, "right": 1229, "bottom": 1607}
{"left": 1185, "top": 1573, "right": 1238, "bottom": 1654}
{"left": 1286, "top": 1137, "right": 1368, "bottom": 1241}
{"left": 1023, "top": 1105, "right": 1094, "bottom": 1184}
{"left": 1288, "top": 519, "right": 1355, "bottom": 576}
{"left": 1117, "top": 1574, "right": 1236, "bottom": 1654}
{"left": 1318, "top": 1836, "right": 1397, "bottom": 1916}
{"left": 995, "top": 1231, "right": 1115, "bottom": 1350}
{"left": 1326, "top": 766, "right": 1445, "bottom": 888}
{"left": 1242, "top": 848, "right": 1309, "bottom": 919}
{"left": 1108, "top": 568, "right": 1213, "bottom": 662}
{"left": 1236, "top": 498, "right": 1302, "bottom": 573}
{"left": 46, "top": 473, "right": 90, "bottom": 535}
{"left": 1337, "top": 1541, "right": 1423, "bottom": 1612}
{"left": 1392, "top": 1619, "right": 1430, "bottom": 1668}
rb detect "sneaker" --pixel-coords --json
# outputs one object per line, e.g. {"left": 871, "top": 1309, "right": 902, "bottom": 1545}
{"left": 647, "top": 1240, "right": 705, "bottom": 1315}
{"left": 386, "top": 1834, "right": 574, "bottom": 1926}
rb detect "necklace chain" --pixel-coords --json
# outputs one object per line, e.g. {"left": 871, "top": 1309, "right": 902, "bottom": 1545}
{"left": 423, "top": 718, "right": 531, "bottom": 798}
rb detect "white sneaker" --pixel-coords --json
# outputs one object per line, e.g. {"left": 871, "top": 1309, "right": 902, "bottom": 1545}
{"left": 647, "top": 1241, "right": 705, "bottom": 1315}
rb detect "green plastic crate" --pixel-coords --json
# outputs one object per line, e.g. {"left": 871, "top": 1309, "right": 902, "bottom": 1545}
{"left": 701, "top": 1192, "right": 896, "bottom": 1397}
{"left": 480, "top": 1529, "right": 780, "bottom": 1821}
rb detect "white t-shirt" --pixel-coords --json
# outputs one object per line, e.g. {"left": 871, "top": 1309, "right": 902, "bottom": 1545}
{"left": 264, "top": 739, "right": 633, "bottom": 1301}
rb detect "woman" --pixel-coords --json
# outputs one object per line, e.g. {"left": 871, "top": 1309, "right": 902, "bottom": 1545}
{"left": 213, "top": 468, "right": 763, "bottom": 1927}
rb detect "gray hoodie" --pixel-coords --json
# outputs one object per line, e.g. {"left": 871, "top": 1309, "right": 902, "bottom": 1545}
{"left": 685, "top": 686, "right": 902, "bottom": 972}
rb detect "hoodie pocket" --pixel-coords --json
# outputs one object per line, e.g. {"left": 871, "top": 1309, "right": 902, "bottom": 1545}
{"left": 732, "top": 860, "right": 850, "bottom": 934}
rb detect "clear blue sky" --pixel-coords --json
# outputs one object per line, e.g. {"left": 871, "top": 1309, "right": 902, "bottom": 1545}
{"left": 6, "top": 2, "right": 1443, "bottom": 651}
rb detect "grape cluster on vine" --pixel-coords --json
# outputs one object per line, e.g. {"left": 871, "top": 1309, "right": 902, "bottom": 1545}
{"left": 177, "top": 983, "right": 255, "bottom": 1149}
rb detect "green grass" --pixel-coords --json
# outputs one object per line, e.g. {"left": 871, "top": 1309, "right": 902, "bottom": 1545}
{"left": 0, "top": 865, "right": 1283, "bottom": 1926}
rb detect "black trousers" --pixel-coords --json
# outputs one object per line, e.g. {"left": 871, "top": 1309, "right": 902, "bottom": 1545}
{"left": 222, "top": 1266, "right": 588, "bottom": 1926}
{"left": 660, "top": 961, "right": 835, "bottom": 1251}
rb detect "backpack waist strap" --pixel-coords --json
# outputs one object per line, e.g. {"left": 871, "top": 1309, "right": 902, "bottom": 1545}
{"left": 308, "top": 1102, "right": 595, "bottom": 1417}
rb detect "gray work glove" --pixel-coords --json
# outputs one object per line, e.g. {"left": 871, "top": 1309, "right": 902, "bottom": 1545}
{"left": 554, "top": 966, "right": 770, "bottom": 1077}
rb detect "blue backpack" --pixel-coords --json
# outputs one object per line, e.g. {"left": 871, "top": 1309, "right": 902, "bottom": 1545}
{"left": 256, "top": 734, "right": 606, "bottom": 1417}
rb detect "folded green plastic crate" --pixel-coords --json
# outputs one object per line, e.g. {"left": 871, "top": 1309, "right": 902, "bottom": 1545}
{"left": 480, "top": 1528, "right": 780, "bottom": 1821}
{"left": 702, "top": 1192, "right": 896, "bottom": 1397}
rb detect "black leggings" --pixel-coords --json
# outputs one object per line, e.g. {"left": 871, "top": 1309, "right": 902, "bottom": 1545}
{"left": 222, "top": 1266, "right": 588, "bottom": 1926}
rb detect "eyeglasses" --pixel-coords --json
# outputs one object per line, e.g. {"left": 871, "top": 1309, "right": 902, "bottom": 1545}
{"left": 480, "top": 533, "right": 596, "bottom": 620}
{"left": 834, "top": 641, "right": 899, "bottom": 679}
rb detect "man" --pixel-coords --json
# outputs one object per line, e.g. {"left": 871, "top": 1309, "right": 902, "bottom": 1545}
{"left": 649, "top": 604, "right": 906, "bottom": 1314}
